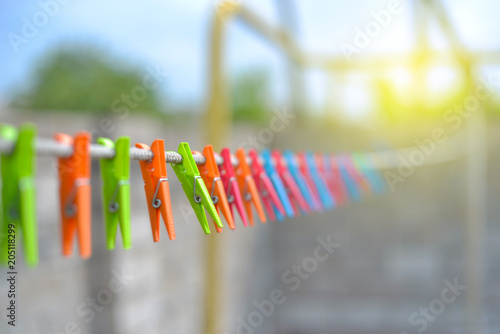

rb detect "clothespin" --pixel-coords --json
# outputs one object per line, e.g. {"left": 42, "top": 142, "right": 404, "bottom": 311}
{"left": 343, "top": 154, "right": 371, "bottom": 193}
{"left": 195, "top": 145, "right": 235, "bottom": 232}
{"left": 261, "top": 149, "right": 294, "bottom": 218}
{"left": 283, "top": 150, "right": 316, "bottom": 212}
{"left": 98, "top": 137, "right": 131, "bottom": 250}
{"left": 353, "top": 153, "right": 385, "bottom": 194}
{"left": 329, "top": 155, "right": 348, "bottom": 204}
{"left": 248, "top": 149, "right": 285, "bottom": 222}
{"left": 235, "top": 148, "right": 266, "bottom": 225}
{"left": 136, "top": 140, "right": 175, "bottom": 241}
{"left": 272, "top": 150, "right": 310, "bottom": 215}
{"left": 219, "top": 148, "right": 248, "bottom": 226}
{"left": 323, "top": 154, "right": 345, "bottom": 206}
{"left": 336, "top": 155, "right": 361, "bottom": 202}
{"left": 297, "top": 153, "right": 323, "bottom": 212}
{"left": 0, "top": 124, "right": 38, "bottom": 267}
{"left": 305, "top": 152, "right": 335, "bottom": 210}
{"left": 55, "top": 132, "right": 92, "bottom": 258}
{"left": 170, "top": 142, "right": 222, "bottom": 234}
{"left": 317, "top": 153, "right": 342, "bottom": 206}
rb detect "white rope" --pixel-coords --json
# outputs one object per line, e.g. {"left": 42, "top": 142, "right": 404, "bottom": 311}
{"left": 0, "top": 133, "right": 466, "bottom": 169}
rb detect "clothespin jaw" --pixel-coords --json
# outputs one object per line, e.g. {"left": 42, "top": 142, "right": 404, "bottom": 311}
{"left": 283, "top": 150, "right": 316, "bottom": 212}
{"left": 261, "top": 149, "right": 294, "bottom": 218}
{"left": 55, "top": 132, "right": 92, "bottom": 258}
{"left": 273, "top": 150, "right": 310, "bottom": 215}
{"left": 195, "top": 145, "right": 235, "bottom": 232}
{"left": 0, "top": 124, "right": 38, "bottom": 267}
{"left": 235, "top": 148, "right": 266, "bottom": 225}
{"left": 98, "top": 137, "right": 132, "bottom": 250}
{"left": 297, "top": 152, "right": 323, "bottom": 211}
{"left": 248, "top": 149, "right": 285, "bottom": 222}
{"left": 136, "top": 140, "right": 175, "bottom": 241}
{"left": 219, "top": 148, "right": 248, "bottom": 226}
{"left": 170, "top": 142, "right": 222, "bottom": 234}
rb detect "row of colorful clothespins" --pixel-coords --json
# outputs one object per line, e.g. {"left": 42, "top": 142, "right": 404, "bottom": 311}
{"left": 0, "top": 124, "right": 384, "bottom": 267}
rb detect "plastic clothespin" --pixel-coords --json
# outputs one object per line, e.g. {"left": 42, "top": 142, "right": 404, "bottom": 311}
{"left": 273, "top": 150, "right": 310, "bottom": 215}
{"left": 170, "top": 142, "right": 222, "bottom": 234}
{"left": 261, "top": 149, "right": 294, "bottom": 218}
{"left": 98, "top": 137, "right": 132, "bottom": 250}
{"left": 283, "top": 150, "right": 316, "bottom": 212}
{"left": 297, "top": 153, "right": 323, "bottom": 212}
{"left": 343, "top": 154, "right": 371, "bottom": 193}
{"left": 353, "top": 153, "right": 385, "bottom": 194}
{"left": 0, "top": 124, "right": 38, "bottom": 267}
{"left": 55, "top": 132, "right": 92, "bottom": 258}
{"left": 248, "top": 149, "right": 285, "bottom": 222}
{"left": 235, "top": 148, "right": 266, "bottom": 225}
{"left": 136, "top": 140, "right": 175, "bottom": 241}
{"left": 323, "top": 154, "right": 345, "bottom": 206}
{"left": 219, "top": 148, "right": 248, "bottom": 227}
{"left": 336, "top": 155, "right": 361, "bottom": 202}
{"left": 306, "top": 152, "right": 335, "bottom": 210}
{"left": 316, "top": 153, "right": 340, "bottom": 208}
{"left": 330, "top": 155, "right": 348, "bottom": 204}
{"left": 195, "top": 145, "right": 235, "bottom": 232}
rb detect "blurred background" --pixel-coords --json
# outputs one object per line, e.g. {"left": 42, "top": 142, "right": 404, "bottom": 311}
{"left": 1, "top": 0, "right": 500, "bottom": 333}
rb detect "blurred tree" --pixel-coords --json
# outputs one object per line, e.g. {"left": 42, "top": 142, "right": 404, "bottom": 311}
{"left": 230, "top": 68, "right": 271, "bottom": 123}
{"left": 10, "top": 44, "right": 164, "bottom": 114}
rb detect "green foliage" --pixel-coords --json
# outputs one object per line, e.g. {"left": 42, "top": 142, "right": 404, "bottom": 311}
{"left": 10, "top": 44, "right": 163, "bottom": 114}
{"left": 230, "top": 68, "right": 271, "bottom": 123}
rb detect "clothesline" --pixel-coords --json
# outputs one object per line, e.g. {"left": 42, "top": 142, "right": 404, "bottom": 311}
{"left": 0, "top": 133, "right": 466, "bottom": 169}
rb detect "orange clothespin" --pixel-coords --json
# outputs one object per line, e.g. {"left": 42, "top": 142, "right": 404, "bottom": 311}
{"left": 235, "top": 148, "right": 266, "bottom": 225}
{"left": 136, "top": 140, "right": 175, "bottom": 241}
{"left": 194, "top": 145, "right": 235, "bottom": 232}
{"left": 55, "top": 132, "right": 92, "bottom": 258}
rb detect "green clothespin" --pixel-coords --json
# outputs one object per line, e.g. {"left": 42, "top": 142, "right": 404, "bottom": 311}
{"left": 98, "top": 137, "right": 132, "bottom": 250}
{"left": 169, "top": 142, "right": 223, "bottom": 234}
{"left": 0, "top": 124, "right": 38, "bottom": 267}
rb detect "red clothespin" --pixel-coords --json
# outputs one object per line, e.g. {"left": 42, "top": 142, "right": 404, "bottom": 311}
{"left": 195, "top": 145, "right": 235, "bottom": 232}
{"left": 330, "top": 155, "right": 348, "bottom": 204}
{"left": 316, "top": 153, "right": 340, "bottom": 205}
{"left": 248, "top": 149, "right": 285, "bottom": 222}
{"left": 219, "top": 148, "right": 248, "bottom": 227}
{"left": 55, "top": 132, "right": 92, "bottom": 258}
{"left": 273, "top": 150, "right": 310, "bottom": 215}
{"left": 136, "top": 140, "right": 175, "bottom": 241}
{"left": 297, "top": 152, "right": 323, "bottom": 211}
{"left": 235, "top": 148, "right": 266, "bottom": 225}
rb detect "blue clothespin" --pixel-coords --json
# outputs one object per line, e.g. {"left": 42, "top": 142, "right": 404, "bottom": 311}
{"left": 261, "top": 149, "right": 294, "bottom": 219}
{"left": 283, "top": 150, "right": 315, "bottom": 211}
{"left": 305, "top": 152, "right": 335, "bottom": 209}
{"left": 337, "top": 156, "right": 361, "bottom": 202}
{"left": 354, "top": 153, "right": 385, "bottom": 194}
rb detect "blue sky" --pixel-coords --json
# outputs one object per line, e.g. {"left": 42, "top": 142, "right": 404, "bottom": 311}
{"left": 1, "top": 0, "right": 499, "bottom": 115}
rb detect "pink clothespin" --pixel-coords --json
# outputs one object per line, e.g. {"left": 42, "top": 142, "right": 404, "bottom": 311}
{"left": 272, "top": 150, "right": 310, "bottom": 215}
{"left": 297, "top": 153, "right": 323, "bottom": 211}
{"left": 248, "top": 149, "right": 285, "bottom": 222}
{"left": 219, "top": 148, "right": 248, "bottom": 227}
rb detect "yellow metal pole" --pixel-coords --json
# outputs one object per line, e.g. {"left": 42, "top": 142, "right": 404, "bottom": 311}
{"left": 202, "top": 2, "right": 239, "bottom": 334}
